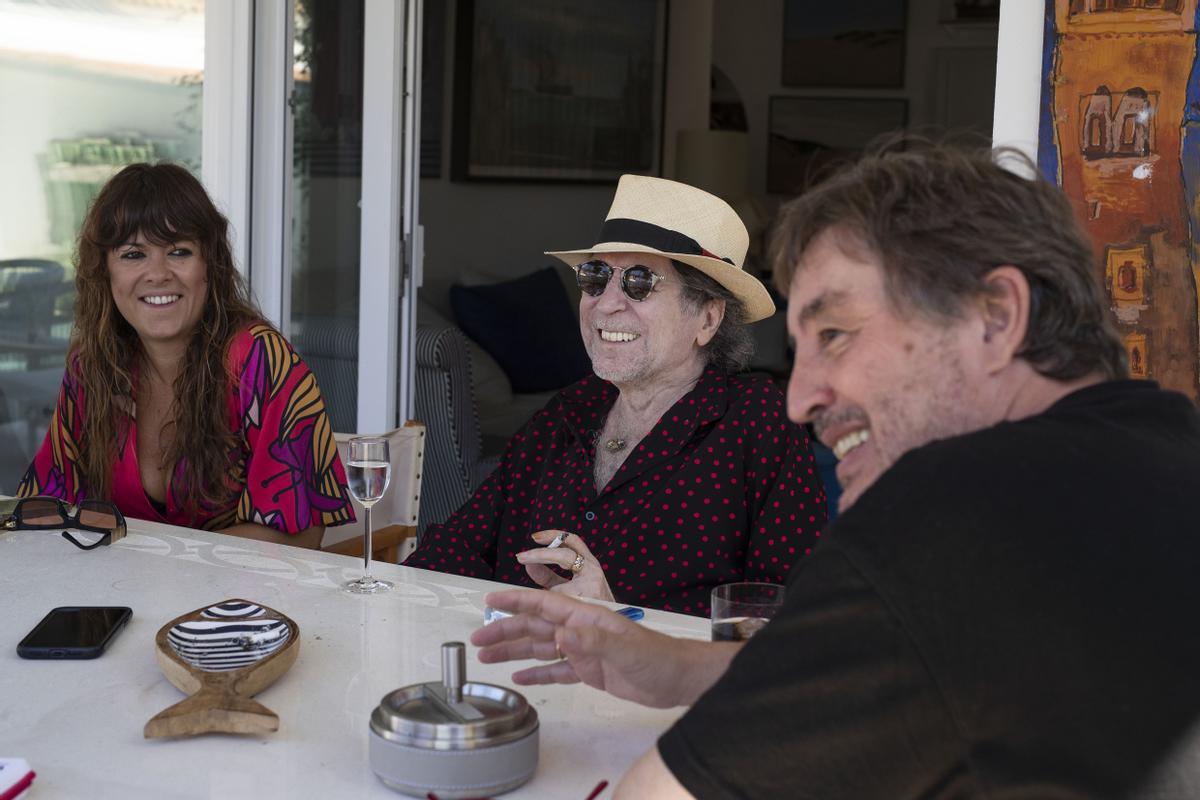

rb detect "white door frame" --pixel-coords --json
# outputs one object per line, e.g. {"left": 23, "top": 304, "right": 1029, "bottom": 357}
{"left": 399, "top": 0, "right": 424, "bottom": 424}
{"left": 992, "top": 2, "right": 1045, "bottom": 166}
{"left": 357, "top": 0, "right": 405, "bottom": 432}
{"left": 249, "top": 0, "right": 295, "bottom": 331}
{"left": 359, "top": 0, "right": 422, "bottom": 431}
{"left": 204, "top": 0, "right": 422, "bottom": 433}
{"left": 200, "top": 0, "right": 253, "bottom": 277}
{"left": 200, "top": 0, "right": 293, "bottom": 330}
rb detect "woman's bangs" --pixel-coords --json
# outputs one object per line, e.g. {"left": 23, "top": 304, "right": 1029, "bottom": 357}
{"left": 93, "top": 176, "right": 205, "bottom": 250}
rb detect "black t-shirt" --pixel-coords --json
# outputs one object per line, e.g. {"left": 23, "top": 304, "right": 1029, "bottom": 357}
{"left": 659, "top": 381, "right": 1200, "bottom": 798}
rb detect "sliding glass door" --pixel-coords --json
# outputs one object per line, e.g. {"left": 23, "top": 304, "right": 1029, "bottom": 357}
{"left": 287, "top": 0, "right": 367, "bottom": 434}
{"left": 0, "top": 0, "right": 419, "bottom": 494}
{"left": 0, "top": 0, "right": 206, "bottom": 492}
{"left": 255, "top": 0, "right": 420, "bottom": 436}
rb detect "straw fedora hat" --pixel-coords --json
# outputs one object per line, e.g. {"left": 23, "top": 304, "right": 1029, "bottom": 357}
{"left": 546, "top": 174, "right": 775, "bottom": 322}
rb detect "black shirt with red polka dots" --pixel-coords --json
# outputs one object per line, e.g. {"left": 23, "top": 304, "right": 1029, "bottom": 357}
{"left": 405, "top": 369, "right": 828, "bottom": 616}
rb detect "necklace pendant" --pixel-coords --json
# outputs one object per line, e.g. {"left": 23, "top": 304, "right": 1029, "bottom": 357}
{"left": 604, "top": 437, "right": 627, "bottom": 453}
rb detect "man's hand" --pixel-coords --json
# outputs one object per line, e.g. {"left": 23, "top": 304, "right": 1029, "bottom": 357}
{"left": 517, "top": 530, "right": 615, "bottom": 602}
{"left": 471, "top": 589, "right": 740, "bottom": 708}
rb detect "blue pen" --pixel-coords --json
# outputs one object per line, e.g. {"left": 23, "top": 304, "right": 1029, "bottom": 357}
{"left": 486, "top": 604, "right": 644, "bottom": 624}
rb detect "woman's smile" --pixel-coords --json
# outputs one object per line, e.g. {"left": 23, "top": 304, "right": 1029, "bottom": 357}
{"left": 108, "top": 237, "right": 207, "bottom": 349}
{"left": 140, "top": 294, "right": 182, "bottom": 306}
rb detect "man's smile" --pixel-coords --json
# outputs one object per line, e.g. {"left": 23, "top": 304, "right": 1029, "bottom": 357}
{"left": 599, "top": 329, "right": 640, "bottom": 343}
{"left": 831, "top": 428, "right": 870, "bottom": 461}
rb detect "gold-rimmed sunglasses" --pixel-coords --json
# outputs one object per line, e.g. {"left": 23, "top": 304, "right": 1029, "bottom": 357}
{"left": 573, "top": 260, "right": 666, "bottom": 302}
{"left": 2, "top": 496, "right": 127, "bottom": 551}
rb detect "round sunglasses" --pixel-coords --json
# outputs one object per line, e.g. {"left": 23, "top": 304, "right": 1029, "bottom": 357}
{"left": 573, "top": 260, "right": 666, "bottom": 302}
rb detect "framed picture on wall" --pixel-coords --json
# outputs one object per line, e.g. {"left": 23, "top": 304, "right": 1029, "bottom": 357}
{"left": 939, "top": 0, "right": 1000, "bottom": 24}
{"left": 420, "top": 0, "right": 446, "bottom": 178}
{"left": 767, "top": 96, "right": 908, "bottom": 195}
{"left": 782, "top": 1, "right": 907, "bottom": 88}
{"left": 451, "top": 0, "right": 667, "bottom": 182}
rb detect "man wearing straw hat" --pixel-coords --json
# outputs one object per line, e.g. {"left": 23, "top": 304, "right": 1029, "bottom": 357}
{"left": 473, "top": 142, "right": 1200, "bottom": 796}
{"left": 405, "top": 176, "right": 826, "bottom": 616}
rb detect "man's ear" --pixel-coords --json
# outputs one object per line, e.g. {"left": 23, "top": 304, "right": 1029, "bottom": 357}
{"left": 695, "top": 298, "right": 726, "bottom": 347}
{"left": 977, "top": 266, "right": 1031, "bottom": 374}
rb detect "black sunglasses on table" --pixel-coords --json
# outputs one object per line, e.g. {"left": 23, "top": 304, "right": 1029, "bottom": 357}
{"left": 1, "top": 496, "right": 127, "bottom": 550}
{"left": 572, "top": 260, "right": 666, "bottom": 302}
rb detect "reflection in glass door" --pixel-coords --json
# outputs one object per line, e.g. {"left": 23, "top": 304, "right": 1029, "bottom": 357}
{"left": 0, "top": 0, "right": 205, "bottom": 491}
{"left": 288, "top": 0, "right": 365, "bottom": 435}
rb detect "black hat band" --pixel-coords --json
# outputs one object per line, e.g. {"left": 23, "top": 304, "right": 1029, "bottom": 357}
{"left": 596, "top": 218, "right": 734, "bottom": 265}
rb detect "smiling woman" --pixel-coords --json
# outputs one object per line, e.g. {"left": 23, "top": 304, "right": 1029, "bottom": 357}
{"left": 16, "top": 163, "right": 357, "bottom": 547}
{"left": 108, "top": 238, "right": 208, "bottom": 348}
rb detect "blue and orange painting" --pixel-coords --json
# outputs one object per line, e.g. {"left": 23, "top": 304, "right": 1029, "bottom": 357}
{"left": 1038, "top": 0, "right": 1200, "bottom": 400}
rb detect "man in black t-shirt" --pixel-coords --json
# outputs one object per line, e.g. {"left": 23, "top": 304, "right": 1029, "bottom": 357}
{"left": 472, "top": 142, "right": 1200, "bottom": 798}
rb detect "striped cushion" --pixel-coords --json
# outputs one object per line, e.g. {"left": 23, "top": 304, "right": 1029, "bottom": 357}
{"left": 414, "top": 323, "right": 487, "bottom": 536}
{"left": 293, "top": 317, "right": 493, "bottom": 538}
{"left": 290, "top": 315, "right": 358, "bottom": 434}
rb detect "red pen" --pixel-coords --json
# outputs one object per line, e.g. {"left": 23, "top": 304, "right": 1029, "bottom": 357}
{"left": 0, "top": 759, "right": 35, "bottom": 800}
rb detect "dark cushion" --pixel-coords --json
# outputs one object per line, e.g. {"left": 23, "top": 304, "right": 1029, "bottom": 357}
{"left": 450, "top": 267, "right": 591, "bottom": 393}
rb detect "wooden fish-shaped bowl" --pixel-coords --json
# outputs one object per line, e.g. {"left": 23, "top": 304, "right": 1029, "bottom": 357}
{"left": 144, "top": 599, "right": 300, "bottom": 739}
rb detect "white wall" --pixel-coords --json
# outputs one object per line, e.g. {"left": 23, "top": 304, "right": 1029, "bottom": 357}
{"left": 0, "top": 57, "right": 200, "bottom": 262}
{"left": 417, "top": 0, "right": 712, "bottom": 315}
{"left": 418, "top": 179, "right": 613, "bottom": 316}
{"left": 662, "top": 0, "right": 713, "bottom": 177}
{"left": 417, "top": 0, "right": 1002, "bottom": 313}
{"left": 711, "top": 0, "right": 999, "bottom": 200}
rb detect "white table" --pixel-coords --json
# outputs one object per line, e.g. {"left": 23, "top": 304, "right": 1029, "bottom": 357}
{"left": 0, "top": 517, "right": 708, "bottom": 799}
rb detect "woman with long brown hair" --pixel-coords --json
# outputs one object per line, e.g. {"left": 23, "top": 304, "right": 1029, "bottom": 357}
{"left": 18, "top": 163, "right": 354, "bottom": 547}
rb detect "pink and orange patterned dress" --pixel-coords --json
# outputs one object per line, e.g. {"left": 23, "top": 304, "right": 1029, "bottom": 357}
{"left": 18, "top": 324, "right": 355, "bottom": 535}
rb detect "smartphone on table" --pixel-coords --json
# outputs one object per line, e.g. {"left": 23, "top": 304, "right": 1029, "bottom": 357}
{"left": 16, "top": 606, "right": 132, "bottom": 659}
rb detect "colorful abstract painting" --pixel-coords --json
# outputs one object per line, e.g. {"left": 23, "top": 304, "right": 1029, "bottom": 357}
{"left": 1039, "top": 0, "right": 1200, "bottom": 401}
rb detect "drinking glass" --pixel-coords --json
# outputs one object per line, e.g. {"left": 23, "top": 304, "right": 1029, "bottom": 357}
{"left": 710, "top": 582, "right": 785, "bottom": 641}
{"left": 344, "top": 435, "right": 393, "bottom": 594}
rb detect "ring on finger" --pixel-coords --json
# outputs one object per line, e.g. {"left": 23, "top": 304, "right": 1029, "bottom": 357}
{"left": 569, "top": 553, "right": 585, "bottom": 573}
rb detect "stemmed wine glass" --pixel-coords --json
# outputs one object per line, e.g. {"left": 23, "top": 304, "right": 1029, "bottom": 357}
{"left": 344, "top": 435, "right": 393, "bottom": 594}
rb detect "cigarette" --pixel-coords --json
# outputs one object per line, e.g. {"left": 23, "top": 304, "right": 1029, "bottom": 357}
{"left": 483, "top": 606, "right": 512, "bottom": 625}
{"left": 547, "top": 531, "right": 569, "bottom": 549}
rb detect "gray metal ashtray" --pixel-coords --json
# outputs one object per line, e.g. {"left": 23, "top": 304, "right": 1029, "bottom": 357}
{"left": 369, "top": 641, "right": 539, "bottom": 798}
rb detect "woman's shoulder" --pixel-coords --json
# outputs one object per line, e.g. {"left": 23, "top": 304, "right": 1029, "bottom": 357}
{"left": 241, "top": 321, "right": 290, "bottom": 348}
{"left": 225, "top": 322, "right": 295, "bottom": 365}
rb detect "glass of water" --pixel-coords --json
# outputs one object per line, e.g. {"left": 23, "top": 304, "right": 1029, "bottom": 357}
{"left": 344, "top": 435, "right": 393, "bottom": 594}
{"left": 710, "top": 582, "right": 785, "bottom": 641}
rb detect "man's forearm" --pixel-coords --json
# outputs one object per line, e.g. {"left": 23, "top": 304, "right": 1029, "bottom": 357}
{"left": 610, "top": 642, "right": 744, "bottom": 798}
{"left": 615, "top": 747, "right": 695, "bottom": 799}
{"left": 672, "top": 639, "right": 743, "bottom": 706}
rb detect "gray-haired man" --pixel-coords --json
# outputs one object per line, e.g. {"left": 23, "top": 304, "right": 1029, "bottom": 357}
{"left": 474, "top": 142, "right": 1200, "bottom": 798}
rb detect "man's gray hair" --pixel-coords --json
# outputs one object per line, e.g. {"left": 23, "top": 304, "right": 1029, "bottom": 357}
{"left": 769, "top": 139, "right": 1127, "bottom": 382}
{"left": 672, "top": 260, "right": 755, "bottom": 374}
